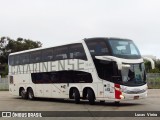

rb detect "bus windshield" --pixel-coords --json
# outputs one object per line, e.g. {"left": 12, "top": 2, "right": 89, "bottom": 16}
{"left": 108, "top": 39, "right": 141, "bottom": 59}
{"left": 121, "top": 63, "right": 146, "bottom": 86}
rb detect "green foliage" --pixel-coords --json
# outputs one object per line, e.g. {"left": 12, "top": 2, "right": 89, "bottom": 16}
{"left": 148, "top": 59, "right": 160, "bottom": 73}
{"left": 145, "top": 59, "right": 160, "bottom": 73}
{"left": 1, "top": 64, "right": 8, "bottom": 77}
{"left": 147, "top": 78, "right": 160, "bottom": 89}
{"left": 144, "top": 61, "right": 152, "bottom": 72}
{"left": 0, "top": 36, "right": 42, "bottom": 76}
{"left": 149, "top": 68, "right": 160, "bottom": 73}
{"left": 5, "top": 37, "right": 42, "bottom": 53}
{"left": 155, "top": 59, "right": 160, "bottom": 70}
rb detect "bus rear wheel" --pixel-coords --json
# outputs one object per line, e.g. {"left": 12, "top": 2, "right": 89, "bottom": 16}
{"left": 20, "top": 88, "right": 27, "bottom": 99}
{"left": 87, "top": 89, "right": 95, "bottom": 105}
{"left": 27, "top": 88, "right": 34, "bottom": 100}
{"left": 73, "top": 89, "right": 80, "bottom": 104}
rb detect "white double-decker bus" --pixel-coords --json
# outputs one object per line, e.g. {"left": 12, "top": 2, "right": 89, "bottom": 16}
{"left": 8, "top": 37, "right": 154, "bottom": 104}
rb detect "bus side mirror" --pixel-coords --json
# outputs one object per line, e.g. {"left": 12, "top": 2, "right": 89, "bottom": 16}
{"left": 142, "top": 57, "right": 155, "bottom": 69}
{"left": 95, "top": 56, "right": 123, "bottom": 70}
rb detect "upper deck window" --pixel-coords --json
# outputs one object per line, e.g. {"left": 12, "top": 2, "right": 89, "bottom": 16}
{"left": 54, "top": 46, "right": 68, "bottom": 60}
{"left": 68, "top": 43, "right": 87, "bottom": 60}
{"left": 85, "top": 40, "right": 110, "bottom": 57}
{"left": 21, "top": 53, "right": 30, "bottom": 64}
{"left": 30, "top": 51, "right": 41, "bottom": 63}
{"left": 42, "top": 48, "right": 54, "bottom": 62}
{"left": 9, "top": 56, "right": 14, "bottom": 66}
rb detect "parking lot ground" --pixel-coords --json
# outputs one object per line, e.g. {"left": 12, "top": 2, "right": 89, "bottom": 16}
{"left": 0, "top": 89, "right": 160, "bottom": 120}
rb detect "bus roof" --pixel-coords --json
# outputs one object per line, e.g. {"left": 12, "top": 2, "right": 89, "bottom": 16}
{"left": 84, "top": 37, "right": 132, "bottom": 41}
{"left": 9, "top": 40, "right": 82, "bottom": 56}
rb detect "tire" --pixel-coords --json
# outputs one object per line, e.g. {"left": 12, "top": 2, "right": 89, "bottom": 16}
{"left": 28, "top": 88, "right": 34, "bottom": 100}
{"left": 69, "top": 89, "right": 74, "bottom": 99}
{"left": 73, "top": 89, "right": 80, "bottom": 104}
{"left": 20, "top": 89, "right": 27, "bottom": 99}
{"left": 87, "top": 89, "right": 95, "bottom": 105}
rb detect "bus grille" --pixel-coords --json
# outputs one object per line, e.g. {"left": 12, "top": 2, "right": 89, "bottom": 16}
{"left": 123, "top": 89, "right": 146, "bottom": 94}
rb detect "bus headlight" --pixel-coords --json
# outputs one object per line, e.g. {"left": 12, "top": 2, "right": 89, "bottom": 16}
{"left": 120, "top": 94, "right": 125, "bottom": 99}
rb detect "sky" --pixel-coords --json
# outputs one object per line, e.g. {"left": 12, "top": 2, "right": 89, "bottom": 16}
{"left": 0, "top": 0, "right": 160, "bottom": 58}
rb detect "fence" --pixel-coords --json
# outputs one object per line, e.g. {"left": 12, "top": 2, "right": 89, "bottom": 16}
{"left": 0, "top": 77, "right": 9, "bottom": 91}
{"left": 147, "top": 73, "right": 160, "bottom": 89}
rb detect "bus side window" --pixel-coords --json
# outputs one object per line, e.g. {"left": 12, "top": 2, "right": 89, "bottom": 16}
{"left": 30, "top": 51, "right": 42, "bottom": 63}
{"left": 50, "top": 72, "right": 60, "bottom": 83}
{"left": 54, "top": 46, "right": 68, "bottom": 61}
{"left": 42, "top": 48, "right": 54, "bottom": 62}
{"left": 14, "top": 55, "right": 20, "bottom": 65}
{"left": 32, "top": 72, "right": 53, "bottom": 84}
{"left": 58, "top": 71, "right": 74, "bottom": 83}
{"left": 69, "top": 43, "right": 87, "bottom": 60}
{"left": 73, "top": 71, "right": 93, "bottom": 83}
{"left": 21, "top": 53, "right": 30, "bottom": 64}
{"left": 86, "top": 40, "right": 110, "bottom": 57}
{"left": 9, "top": 56, "right": 14, "bottom": 66}
{"left": 31, "top": 71, "right": 93, "bottom": 84}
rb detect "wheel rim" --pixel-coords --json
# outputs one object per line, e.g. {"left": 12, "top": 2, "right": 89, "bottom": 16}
{"left": 29, "top": 92, "right": 33, "bottom": 99}
{"left": 21, "top": 90, "right": 25, "bottom": 98}
{"left": 72, "top": 90, "right": 76, "bottom": 98}
{"left": 86, "top": 94, "right": 88, "bottom": 99}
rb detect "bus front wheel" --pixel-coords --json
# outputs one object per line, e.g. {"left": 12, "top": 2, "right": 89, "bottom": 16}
{"left": 27, "top": 88, "right": 35, "bottom": 100}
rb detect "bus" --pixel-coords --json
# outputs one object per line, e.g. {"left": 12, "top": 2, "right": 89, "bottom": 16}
{"left": 8, "top": 37, "right": 154, "bottom": 104}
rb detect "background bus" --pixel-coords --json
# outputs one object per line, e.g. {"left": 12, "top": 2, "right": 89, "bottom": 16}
{"left": 8, "top": 37, "right": 154, "bottom": 104}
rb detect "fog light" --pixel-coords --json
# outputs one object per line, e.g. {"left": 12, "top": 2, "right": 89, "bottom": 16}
{"left": 120, "top": 95, "right": 125, "bottom": 99}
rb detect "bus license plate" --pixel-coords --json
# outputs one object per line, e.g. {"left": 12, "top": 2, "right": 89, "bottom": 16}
{"left": 134, "top": 96, "right": 139, "bottom": 99}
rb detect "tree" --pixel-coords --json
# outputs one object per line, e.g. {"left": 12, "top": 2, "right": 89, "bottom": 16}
{"left": 0, "top": 36, "right": 42, "bottom": 76}
{"left": 155, "top": 59, "right": 160, "bottom": 70}
{"left": 144, "top": 60, "right": 152, "bottom": 73}
{"left": 0, "top": 36, "right": 42, "bottom": 64}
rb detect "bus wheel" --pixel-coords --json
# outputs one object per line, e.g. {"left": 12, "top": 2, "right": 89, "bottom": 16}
{"left": 87, "top": 89, "right": 95, "bottom": 105}
{"left": 20, "top": 88, "right": 27, "bottom": 99}
{"left": 28, "top": 88, "right": 34, "bottom": 100}
{"left": 73, "top": 89, "right": 80, "bottom": 104}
